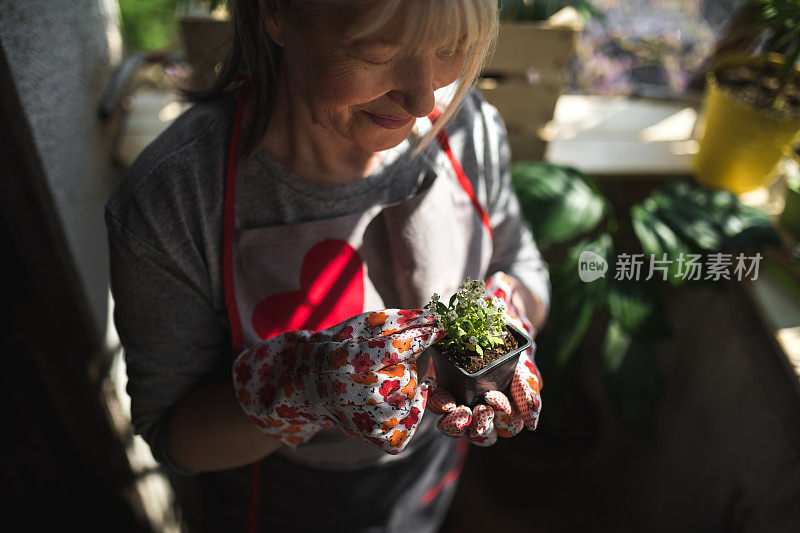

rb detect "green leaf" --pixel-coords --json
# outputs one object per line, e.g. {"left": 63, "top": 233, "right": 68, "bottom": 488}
{"left": 606, "top": 278, "right": 671, "bottom": 338}
{"left": 600, "top": 319, "right": 632, "bottom": 373}
{"left": 119, "top": 0, "right": 182, "bottom": 52}
{"left": 631, "top": 202, "right": 692, "bottom": 286}
{"left": 631, "top": 204, "right": 664, "bottom": 258}
{"left": 552, "top": 233, "right": 613, "bottom": 366}
{"left": 475, "top": 344, "right": 484, "bottom": 356}
{"left": 489, "top": 335, "right": 504, "bottom": 345}
{"left": 601, "top": 320, "right": 664, "bottom": 439}
{"left": 714, "top": 203, "right": 780, "bottom": 252}
{"left": 512, "top": 162, "right": 607, "bottom": 249}
{"left": 646, "top": 181, "right": 780, "bottom": 253}
{"left": 649, "top": 189, "right": 723, "bottom": 251}
{"left": 607, "top": 280, "right": 654, "bottom": 334}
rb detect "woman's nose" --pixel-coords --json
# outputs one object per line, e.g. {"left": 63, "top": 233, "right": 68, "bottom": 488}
{"left": 389, "top": 57, "right": 438, "bottom": 118}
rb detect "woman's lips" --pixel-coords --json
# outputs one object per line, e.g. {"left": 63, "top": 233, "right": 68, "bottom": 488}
{"left": 363, "top": 111, "right": 413, "bottom": 129}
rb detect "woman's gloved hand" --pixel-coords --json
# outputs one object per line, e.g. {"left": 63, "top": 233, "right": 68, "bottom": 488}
{"left": 429, "top": 272, "right": 543, "bottom": 446}
{"left": 233, "top": 309, "right": 445, "bottom": 455}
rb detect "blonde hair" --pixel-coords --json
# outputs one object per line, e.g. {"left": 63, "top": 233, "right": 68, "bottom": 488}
{"left": 187, "top": 0, "right": 498, "bottom": 161}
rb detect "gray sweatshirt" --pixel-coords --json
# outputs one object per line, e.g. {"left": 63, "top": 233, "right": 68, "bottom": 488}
{"left": 105, "top": 87, "right": 551, "bottom": 474}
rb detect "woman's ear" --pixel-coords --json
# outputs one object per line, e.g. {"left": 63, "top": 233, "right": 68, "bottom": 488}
{"left": 261, "top": 0, "right": 286, "bottom": 47}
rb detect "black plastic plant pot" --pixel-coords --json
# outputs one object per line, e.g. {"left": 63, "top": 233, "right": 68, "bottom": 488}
{"left": 429, "top": 323, "right": 532, "bottom": 407}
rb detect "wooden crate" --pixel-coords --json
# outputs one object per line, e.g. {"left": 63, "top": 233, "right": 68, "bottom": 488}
{"left": 479, "top": 9, "right": 582, "bottom": 161}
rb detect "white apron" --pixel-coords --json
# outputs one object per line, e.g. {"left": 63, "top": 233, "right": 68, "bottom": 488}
{"left": 220, "top": 89, "right": 494, "bottom": 532}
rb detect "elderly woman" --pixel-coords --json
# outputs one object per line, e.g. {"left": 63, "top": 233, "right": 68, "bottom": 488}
{"left": 106, "top": 0, "right": 550, "bottom": 531}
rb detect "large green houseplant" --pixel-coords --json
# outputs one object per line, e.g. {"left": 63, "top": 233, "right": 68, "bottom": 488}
{"left": 511, "top": 162, "right": 781, "bottom": 438}
{"left": 694, "top": 0, "right": 800, "bottom": 194}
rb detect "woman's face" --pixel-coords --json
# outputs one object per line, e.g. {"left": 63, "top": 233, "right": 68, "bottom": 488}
{"left": 274, "top": 10, "right": 468, "bottom": 153}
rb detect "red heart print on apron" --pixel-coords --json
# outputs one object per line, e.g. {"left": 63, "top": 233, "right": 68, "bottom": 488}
{"left": 252, "top": 239, "right": 365, "bottom": 339}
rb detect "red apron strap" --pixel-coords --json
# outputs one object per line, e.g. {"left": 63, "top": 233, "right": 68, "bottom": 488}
{"left": 427, "top": 108, "right": 494, "bottom": 240}
{"left": 221, "top": 88, "right": 261, "bottom": 533}
{"left": 419, "top": 438, "right": 468, "bottom": 506}
{"left": 223, "top": 91, "right": 246, "bottom": 355}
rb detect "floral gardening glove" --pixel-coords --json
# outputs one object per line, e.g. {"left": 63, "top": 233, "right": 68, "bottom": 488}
{"left": 233, "top": 309, "right": 445, "bottom": 455}
{"left": 429, "top": 272, "right": 543, "bottom": 446}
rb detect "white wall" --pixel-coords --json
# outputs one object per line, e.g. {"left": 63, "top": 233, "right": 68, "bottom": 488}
{"left": 1, "top": 0, "right": 123, "bottom": 336}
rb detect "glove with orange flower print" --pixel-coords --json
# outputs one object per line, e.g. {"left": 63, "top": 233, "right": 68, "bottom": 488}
{"left": 233, "top": 309, "right": 445, "bottom": 455}
{"left": 429, "top": 272, "right": 543, "bottom": 446}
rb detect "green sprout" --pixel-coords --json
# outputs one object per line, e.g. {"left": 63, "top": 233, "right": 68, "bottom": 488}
{"left": 425, "top": 277, "right": 508, "bottom": 358}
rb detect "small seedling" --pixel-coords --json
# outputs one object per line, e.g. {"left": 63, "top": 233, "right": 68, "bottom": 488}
{"left": 425, "top": 277, "right": 508, "bottom": 359}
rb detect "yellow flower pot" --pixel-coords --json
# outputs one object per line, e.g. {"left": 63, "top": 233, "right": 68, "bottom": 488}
{"left": 694, "top": 54, "right": 800, "bottom": 195}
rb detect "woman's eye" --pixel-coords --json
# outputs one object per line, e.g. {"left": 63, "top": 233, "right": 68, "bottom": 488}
{"left": 437, "top": 47, "right": 465, "bottom": 60}
{"left": 364, "top": 57, "right": 395, "bottom": 66}
{"left": 345, "top": 41, "right": 400, "bottom": 66}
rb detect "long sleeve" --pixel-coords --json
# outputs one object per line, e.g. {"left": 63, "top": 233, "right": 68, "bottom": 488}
{"left": 106, "top": 211, "right": 230, "bottom": 474}
{"left": 481, "top": 96, "right": 551, "bottom": 316}
{"left": 447, "top": 89, "right": 552, "bottom": 316}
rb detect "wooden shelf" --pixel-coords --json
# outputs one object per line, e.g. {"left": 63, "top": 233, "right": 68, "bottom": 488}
{"left": 544, "top": 94, "right": 701, "bottom": 177}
